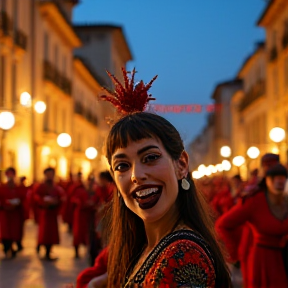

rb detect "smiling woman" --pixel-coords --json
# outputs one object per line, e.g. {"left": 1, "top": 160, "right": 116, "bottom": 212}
{"left": 100, "top": 69, "right": 231, "bottom": 288}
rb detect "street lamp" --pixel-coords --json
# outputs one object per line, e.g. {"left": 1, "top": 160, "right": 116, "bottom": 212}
{"left": 57, "top": 133, "right": 72, "bottom": 148}
{"left": 20, "top": 92, "right": 32, "bottom": 107}
{"left": 0, "top": 111, "right": 15, "bottom": 182}
{"left": 85, "top": 147, "right": 98, "bottom": 160}
{"left": 222, "top": 160, "right": 231, "bottom": 171}
{"left": 232, "top": 156, "right": 245, "bottom": 174}
{"left": 0, "top": 112, "right": 15, "bottom": 130}
{"left": 192, "top": 171, "right": 202, "bottom": 179}
{"left": 220, "top": 146, "right": 232, "bottom": 158}
{"left": 34, "top": 101, "right": 46, "bottom": 114}
{"left": 269, "top": 127, "right": 286, "bottom": 143}
{"left": 247, "top": 146, "right": 260, "bottom": 159}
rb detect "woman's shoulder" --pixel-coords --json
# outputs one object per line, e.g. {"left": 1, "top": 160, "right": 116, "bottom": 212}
{"left": 141, "top": 229, "right": 216, "bottom": 287}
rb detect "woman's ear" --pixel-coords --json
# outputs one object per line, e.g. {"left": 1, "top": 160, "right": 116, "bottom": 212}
{"left": 175, "top": 151, "right": 189, "bottom": 180}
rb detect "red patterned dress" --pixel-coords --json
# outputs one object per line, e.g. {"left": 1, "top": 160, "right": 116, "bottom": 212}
{"left": 124, "top": 230, "right": 216, "bottom": 288}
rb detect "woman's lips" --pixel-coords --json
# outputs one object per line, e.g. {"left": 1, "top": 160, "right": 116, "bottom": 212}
{"left": 135, "top": 189, "right": 162, "bottom": 210}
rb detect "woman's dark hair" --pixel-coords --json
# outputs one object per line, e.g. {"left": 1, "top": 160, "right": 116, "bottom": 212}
{"left": 105, "top": 112, "right": 231, "bottom": 288}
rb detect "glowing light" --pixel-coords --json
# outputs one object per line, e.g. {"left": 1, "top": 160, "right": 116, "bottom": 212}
{"left": 220, "top": 146, "right": 231, "bottom": 158}
{"left": 271, "top": 147, "right": 279, "bottom": 154}
{"left": 0, "top": 112, "right": 15, "bottom": 130}
{"left": 17, "top": 143, "right": 31, "bottom": 172}
{"left": 232, "top": 156, "right": 245, "bottom": 167}
{"left": 247, "top": 146, "right": 260, "bottom": 159}
{"left": 20, "top": 92, "right": 32, "bottom": 107}
{"left": 57, "top": 133, "right": 71, "bottom": 148}
{"left": 85, "top": 147, "right": 98, "bottom": 160}
{"left": 41, "top": 146, "right": 51, "bottom": 156}
{"left": 204, "top": 168, "right": 212, "bottom": 176}
{"left": 58, "top": 156, "right": 67, "bottom": 178}
{"left": 216, "top": 164, "right": 223, "bottom": 172}
{"left": 192, "top": 171, "right": 202, "bottom": 179}
{"left": 222, "top": 160, "right": 231, "bottom": 171}
{"left": 198, "top": 164, "right": 206, "bottom": 173}
{"left": 269, "top": 127, "right": 286, "bottom": 143}
{"left": 34, "top": 101, "right": 46, "bottom": 114}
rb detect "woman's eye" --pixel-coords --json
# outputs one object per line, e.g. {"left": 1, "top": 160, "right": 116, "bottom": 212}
{"left": 143, "top": 154, "right": 160, "bottom": 163}
{"left": 114, "top": 163, "right": 130, "bottom": 172}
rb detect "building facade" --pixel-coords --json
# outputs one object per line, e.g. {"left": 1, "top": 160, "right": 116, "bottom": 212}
{"left": 0, "top": 0, "right": 132, "bottom": 183}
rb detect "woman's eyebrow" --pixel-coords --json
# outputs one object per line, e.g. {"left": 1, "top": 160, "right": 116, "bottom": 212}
{"left": 112, "top": 153, "right": 127, "bottom": 160}
{"left": 137, "top": 145, "right": 159, "bottom": 155}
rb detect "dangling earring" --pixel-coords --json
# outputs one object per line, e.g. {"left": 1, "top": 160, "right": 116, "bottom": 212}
{"left": 181, "top": 178, "right": 190, "bottom": 190}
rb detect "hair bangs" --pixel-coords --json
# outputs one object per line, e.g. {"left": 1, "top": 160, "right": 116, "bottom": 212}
{"left": 106, "top": 114, "right": 156, "bottom": 164}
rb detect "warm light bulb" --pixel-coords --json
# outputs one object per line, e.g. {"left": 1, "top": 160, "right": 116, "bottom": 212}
{"left": 85, "top": 147, "right": 98, "bottom": 160}
{"left": 34, "top": 101, "right": 46, "bottom": 114}
{"left": 20, "top": 92, "right": 32, "bottom": 107}
{"left": 269, "top": 127, "right": 285, "bottom": 143}
{"left": 0, "top": 112, "right": 15, "bottom": 130}
{"left": 220, "top": 146, "right": 231, "bottom": 158}
{"left": 57, "top": 133, "right": 72, "bottom": 148}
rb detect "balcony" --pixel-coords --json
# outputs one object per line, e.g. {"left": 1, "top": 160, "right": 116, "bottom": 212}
{"left": 43, "top": 60, "right": 72, "bottom": 96}
{"left": 269, "top": 47, "right": 278, "bottom": 62}
{"left": 239, "top": 80, "right": 266, "bottom": 111}
{"left": 0, "top": 11, "right": 13, "bottom": 47}
{"left": 74, "top": 102, "right": 98, "bottom": 127}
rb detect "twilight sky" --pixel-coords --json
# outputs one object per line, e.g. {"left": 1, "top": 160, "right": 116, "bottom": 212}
{"left": 73, "top": 0, "right": 266, "bottom": 146}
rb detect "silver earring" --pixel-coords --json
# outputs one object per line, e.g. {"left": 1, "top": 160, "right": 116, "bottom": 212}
{"left": 181, "top": 178, "right": 190, "bottom": 190}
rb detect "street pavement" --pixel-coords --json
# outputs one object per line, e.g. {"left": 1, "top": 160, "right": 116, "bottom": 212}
{"left": 0, "top": 219, "right": 88, "bottom": 288}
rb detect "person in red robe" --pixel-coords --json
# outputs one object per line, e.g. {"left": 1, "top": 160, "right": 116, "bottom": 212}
{"left": 62, "top": 172, "right": 82, "bottom": 233}
{"left": 34, "top": 167, "right": 65, "bottom": 261}
{"left": 216, "top": 163, "right": 288, "bottom": 288}
{"left": 71, "top": 175, "right": 99, "bottom": 259}
{"left": 0, "top": 167, "right": 26, "bottom": 258}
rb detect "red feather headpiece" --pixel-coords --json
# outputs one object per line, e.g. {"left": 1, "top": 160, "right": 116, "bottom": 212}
{"left": 100, "top": 68, "right": 157, "bottom": 114}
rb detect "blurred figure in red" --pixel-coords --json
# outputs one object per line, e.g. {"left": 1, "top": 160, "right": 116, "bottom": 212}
{"left": 34, "top": 167, "right": 65, "bottom": 261}
{"left": 211, "top": 176, "right": 234, "bottom": 219}
{"left": 230, "top": 174, "right": 244, "bottom": 201}
{"left": 71, "top": 174, "right": 99, "bottom": 259}
{"left": 0, "top": 167, "right": 26, "bottom": 258}
{"left": 63, "top": 172, "right": 82, "bottom": 233}
{"left": 217, "top": 162, "right": 288, "bottom": 288}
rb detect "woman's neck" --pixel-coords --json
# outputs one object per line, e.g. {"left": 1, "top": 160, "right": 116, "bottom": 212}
{"left": 267, "top": 190, "right": 284, "bottom": 205}
{"left": 144, "top": 204, "right": 181, "bottom": 250}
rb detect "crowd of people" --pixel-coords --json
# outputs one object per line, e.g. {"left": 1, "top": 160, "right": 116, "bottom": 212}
{"left": 2, "top": 67, "right": 288, "bottom": 288}
{"left": 197, "top": 153, "right": 288, "bottom": 287}
{"left": 0, "top": 166, "right": 115, "bottom": 264}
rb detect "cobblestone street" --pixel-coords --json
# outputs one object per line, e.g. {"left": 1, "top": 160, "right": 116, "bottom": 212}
{"left": 0, "top": 220, "right": 88, "bottom": 288}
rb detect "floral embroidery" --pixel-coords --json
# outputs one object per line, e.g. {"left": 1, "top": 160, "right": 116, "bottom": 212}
{"left": 124, "top": 230, "right": 216, "bottom": 288}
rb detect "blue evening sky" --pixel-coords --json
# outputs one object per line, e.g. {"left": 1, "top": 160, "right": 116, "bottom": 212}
{"left": 73, "top": 0, "right": 266, "bottom": 146}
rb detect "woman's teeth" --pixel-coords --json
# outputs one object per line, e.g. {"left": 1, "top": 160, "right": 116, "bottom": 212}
{"left": 135, "top": 187, "right": 159, "bottom": 198}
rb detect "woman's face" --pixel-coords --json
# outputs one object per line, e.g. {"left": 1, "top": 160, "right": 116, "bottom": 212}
{"left": 111, "top": 137, "right": 188, "bottom": 223}
{"left": 266, "top": 175, "right": 287, "bottom": 196}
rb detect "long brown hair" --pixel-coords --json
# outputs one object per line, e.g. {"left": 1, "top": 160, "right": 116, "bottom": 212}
{"left": 105, "top": 112, "right": 231, "bottom": 287}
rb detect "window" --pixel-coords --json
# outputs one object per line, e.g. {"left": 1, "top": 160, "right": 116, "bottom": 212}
{"left": 285, "top": 57, "right": 288, "bottom": 91}
{"left": 13, "top": 0, "right": 18, "bottom": 28}
{"left": 272, "top": 30, "right": 277, "bottom": 47}
{"left": 273, "top": 68, "right": 279, "bottom": 98}
{"left": 44, "top": 33, "right": 49, "bottom": 60}
{"left": 11, "top": 62, "right": 17, "bottom": 110}
{"left": 62, "top": 109, "right": 66, "bottom": 132}
{"left": 63, "top": 55, "right": 66, "bottom": 76}
{"left": 0, "top": 56, "right": 5, "bottom": 107}
{"left": 53, "top": 102, "right": 58, "bottom": 133}
{"left": 43, "top": 96, "right": 49, "bottom": 132}
{"left": 54, "top": 44, "right": 58, "bottom": 69}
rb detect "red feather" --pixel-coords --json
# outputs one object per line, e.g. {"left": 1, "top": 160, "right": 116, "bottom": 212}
{"left": 100, "top": 68, "right": 157, "bottom": 114}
